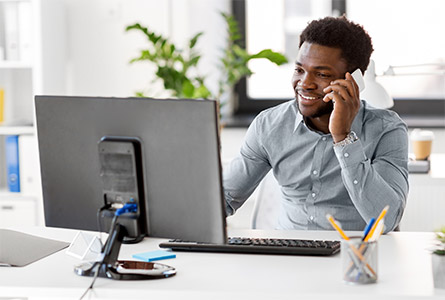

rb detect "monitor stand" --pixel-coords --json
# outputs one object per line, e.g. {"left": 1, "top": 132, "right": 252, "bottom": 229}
{"left": 74, "top": 220, "right": 176, "bottom": 280}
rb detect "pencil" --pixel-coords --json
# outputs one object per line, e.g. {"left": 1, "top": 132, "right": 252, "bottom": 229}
{"left": 326, "top": 214, "right": 349, "bottom": 240}
{"left": 364, "top": 205, "right": 389, "bottom": 242}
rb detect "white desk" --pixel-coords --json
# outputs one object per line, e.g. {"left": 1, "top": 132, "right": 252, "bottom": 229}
{"left": 0, "top": 226, "right": 444, "bottom": 299}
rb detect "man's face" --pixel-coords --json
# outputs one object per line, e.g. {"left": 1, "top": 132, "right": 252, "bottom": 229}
{"left": 292, "top": 42, "right": 349, "bottom": 119}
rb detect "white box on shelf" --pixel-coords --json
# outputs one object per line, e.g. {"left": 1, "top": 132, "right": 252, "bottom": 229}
{"left": 17, "top": 1, "right": 33, "bottom": 63}
{"left": 3, "top": 2, "right": 20, "bottom": 61}
{"left": 18, "top": 134, "right": 41, "bottom": 196}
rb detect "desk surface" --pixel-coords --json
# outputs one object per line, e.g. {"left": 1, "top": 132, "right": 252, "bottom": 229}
{"left": 0, "top": 226, "right": 444, "bottom": 299}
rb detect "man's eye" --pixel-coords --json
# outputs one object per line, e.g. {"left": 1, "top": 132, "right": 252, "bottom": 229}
{"left": 294, "top": 68, "right": 304, "bottom": 74}
{"left": 318, "top": 73, "right": 331, "bottom": 78}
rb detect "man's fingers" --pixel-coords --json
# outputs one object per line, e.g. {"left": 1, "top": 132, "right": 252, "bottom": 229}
{"left": 323, "top": 85, "right": 350, "bottom": 102}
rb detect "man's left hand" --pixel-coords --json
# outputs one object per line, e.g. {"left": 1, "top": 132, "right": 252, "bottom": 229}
{"left": 322, "top": 72, "right": 360, "bottom": 143}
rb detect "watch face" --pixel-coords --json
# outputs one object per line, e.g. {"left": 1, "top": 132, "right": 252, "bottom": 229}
{"left": 349, "top": 131, "right": 358, "bottom": 141}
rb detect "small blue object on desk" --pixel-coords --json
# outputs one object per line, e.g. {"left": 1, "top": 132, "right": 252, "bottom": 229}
{"left": 132, "top": 250, "right": 176, "bottom": 262}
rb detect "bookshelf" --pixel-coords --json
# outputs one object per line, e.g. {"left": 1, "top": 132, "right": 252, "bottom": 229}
{"left": 0, "top": 0, "right": 66, "bottom": 227}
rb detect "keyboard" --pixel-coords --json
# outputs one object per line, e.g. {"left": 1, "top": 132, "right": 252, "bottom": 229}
{"left": 159, "top": 237, "right": 340, "bottom": 256}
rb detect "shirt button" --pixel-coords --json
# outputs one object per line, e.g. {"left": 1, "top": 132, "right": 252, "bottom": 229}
{"left": 309, "top": 215, "right": 314, "bottom": 221}
{"left": 312, "top": 170, "right": 318, "bottom": 175}
{"left": 322, "top": 137, "right": 327, "bottom": 141}
{"left": 344, "top": 153, "right": 350, "bottom": 158}
{"left": 353, "top": 180, "right": 358, "bottom": 185}
{"left": 311, "top": 193, "right": 316, "bottom": 198}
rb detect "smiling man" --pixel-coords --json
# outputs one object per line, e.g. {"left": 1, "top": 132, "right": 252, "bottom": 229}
{"left": 223, "top": 16, "right": 409, "bottom": 232}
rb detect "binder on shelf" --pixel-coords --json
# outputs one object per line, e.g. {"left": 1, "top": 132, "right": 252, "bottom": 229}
{"left": 17, "top": 1, "right": 33, "bottom": 63}
{"left": 5, "top": 135, "right": 20, "bottom": 192}
{"left": 0, "top": 136, "right": 6, "bottom": 191}
{"left": 3, "top": 2, "right": 20, "bottom": 61}
{"left": 0, "top": 88, "right": 4, "bottom": 124}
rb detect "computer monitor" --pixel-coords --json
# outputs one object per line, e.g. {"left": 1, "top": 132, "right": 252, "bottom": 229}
{"left": 35, "top": 96, "right": 227, "bottom": 244}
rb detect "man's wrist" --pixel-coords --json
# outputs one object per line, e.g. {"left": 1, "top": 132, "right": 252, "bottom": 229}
{"left": 332, "top": 133, "right": 348, "bottom": 143}
{"left": 333, "top": 131, "right": 358, "bottom": 147}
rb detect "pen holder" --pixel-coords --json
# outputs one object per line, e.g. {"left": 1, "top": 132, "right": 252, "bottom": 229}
{"left": 341, "top": 237, "right": 378, "bottom": 284}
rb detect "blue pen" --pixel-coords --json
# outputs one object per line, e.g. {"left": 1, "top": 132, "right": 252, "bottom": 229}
{"left": 362, "top": 218, "right": 376, "bottom": 241}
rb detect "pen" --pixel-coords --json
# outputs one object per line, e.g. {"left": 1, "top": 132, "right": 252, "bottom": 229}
{"left": 326, "top": 214, "right": 349, "bottom": 240}
{"left": 362, "top": 218, "right": 375, "bottom": 241}
{"left": 364, "top": 205, "right": 389, "bottom": 242}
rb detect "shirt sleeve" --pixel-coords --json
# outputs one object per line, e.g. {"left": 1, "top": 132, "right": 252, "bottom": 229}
{"left": 223, "top": 115, "right": 271, "bottom": 216}
{"left": 333, "top": 120, "right": 409, "bottom": 232}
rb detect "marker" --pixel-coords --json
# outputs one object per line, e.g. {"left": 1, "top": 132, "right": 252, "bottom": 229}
{"left": 326, "top": 214, "right": 349, "bottom": 240}
{"left": 364, "top": 205, "right": 389, "bottom": 242}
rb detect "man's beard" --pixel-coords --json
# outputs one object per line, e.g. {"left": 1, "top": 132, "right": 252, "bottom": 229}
{"left": 296, "top": 98, "right": 334, "bottom": 118}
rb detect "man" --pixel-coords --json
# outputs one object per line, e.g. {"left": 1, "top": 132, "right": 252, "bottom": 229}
{"left": 223, "top": 16, "right": 409, "bottom": 232}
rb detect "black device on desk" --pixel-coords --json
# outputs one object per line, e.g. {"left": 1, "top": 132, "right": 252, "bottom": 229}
{"left": 35, "top": 96, "right": 340, "bottom": 258}
{"left": 160, "top": 237, "right": 340, "bottom": 256}
{"left": 35, "top": 96, "right": 226, "bottom": 244}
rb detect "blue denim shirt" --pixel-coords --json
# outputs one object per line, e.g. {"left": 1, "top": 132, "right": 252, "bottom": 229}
{"left": 224, "top": 99, "right": 409, "bottom": 232}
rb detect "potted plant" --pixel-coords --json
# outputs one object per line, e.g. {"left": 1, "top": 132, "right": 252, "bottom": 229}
{"left": 432, "top": 227, "right": 445, "bottom": 289}
{"left": 125, "top": 12, "right": 287, "bottom": 119}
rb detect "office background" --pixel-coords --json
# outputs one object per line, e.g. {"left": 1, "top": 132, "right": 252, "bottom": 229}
{"left": 0, "top": 0, "right": 443, "bottom": 231}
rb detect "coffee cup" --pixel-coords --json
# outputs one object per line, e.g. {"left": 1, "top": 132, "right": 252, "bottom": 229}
{"left": 410, "top": 129, "right": 434, "bottom": 160}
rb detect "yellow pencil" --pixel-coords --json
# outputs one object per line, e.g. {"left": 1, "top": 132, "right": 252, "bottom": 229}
{"left": 326, "top": 214, "right": 350, "bottom": 240}
{"left": 364, "top": 205, "right": 389, "bottom": 242}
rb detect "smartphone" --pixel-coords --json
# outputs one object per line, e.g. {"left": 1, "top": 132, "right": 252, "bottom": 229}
{"left": 351, "top": 69, "right": 365, "bottom": 92}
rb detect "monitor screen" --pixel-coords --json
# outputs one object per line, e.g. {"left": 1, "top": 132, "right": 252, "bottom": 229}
{"left": 35, "top": 96, "right": 227, "bottom": 244}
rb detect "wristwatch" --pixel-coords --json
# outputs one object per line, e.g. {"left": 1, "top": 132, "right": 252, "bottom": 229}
{"left": 333, "top": 131, "right": 358, "bottom": 147}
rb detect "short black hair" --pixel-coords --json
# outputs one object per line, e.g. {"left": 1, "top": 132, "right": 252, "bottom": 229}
{"left": 299, "top": 16, "right": 373, "bottom": 74}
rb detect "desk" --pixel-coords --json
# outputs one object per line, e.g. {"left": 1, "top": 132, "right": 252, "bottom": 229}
{"left": 0, "top": 226, "right": 444, "bottom": 299}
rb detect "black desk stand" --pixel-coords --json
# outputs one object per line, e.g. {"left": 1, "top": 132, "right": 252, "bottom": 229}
{"left": 74, "top": 220, "right": 176, "bottom": 280}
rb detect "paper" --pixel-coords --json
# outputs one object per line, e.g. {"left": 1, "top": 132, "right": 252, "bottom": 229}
{"left": 132, "top": 250, "right": 176, "bottom": 262}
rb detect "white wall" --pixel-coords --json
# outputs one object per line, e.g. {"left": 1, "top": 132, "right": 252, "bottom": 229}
{"left": 57, "top": 0, "right": 229, "bottom": 98}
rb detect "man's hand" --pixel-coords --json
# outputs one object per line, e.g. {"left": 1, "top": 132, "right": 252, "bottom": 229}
{"left": 322, "top": 72, "right": 360, "bottom": 143}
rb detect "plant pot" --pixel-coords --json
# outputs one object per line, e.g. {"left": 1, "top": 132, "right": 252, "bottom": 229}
{"left": 432, "top": 254, "right": 445, "bottom": 289}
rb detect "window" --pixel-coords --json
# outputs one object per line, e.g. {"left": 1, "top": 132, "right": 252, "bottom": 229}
{"left": 230, "top": 0, "right": 445, "bottom": 127}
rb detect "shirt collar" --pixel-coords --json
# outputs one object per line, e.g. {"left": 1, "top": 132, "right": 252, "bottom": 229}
{"left": 291, "top": 99, "right": 304, "bottom": 133}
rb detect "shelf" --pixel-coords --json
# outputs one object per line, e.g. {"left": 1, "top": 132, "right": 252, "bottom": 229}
{"left": 0, "top": 125, "right": 34, "bottom": 135}
{"left": 0, "top": 61, "right": 33, "bottom": 69}
{"left": 0, "top": 191, "right": 36, "bottom": 201}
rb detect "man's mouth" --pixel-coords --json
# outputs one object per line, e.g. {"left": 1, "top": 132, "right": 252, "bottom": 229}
{"left": 297, "top": 92, "right": 323, "bottom": 103}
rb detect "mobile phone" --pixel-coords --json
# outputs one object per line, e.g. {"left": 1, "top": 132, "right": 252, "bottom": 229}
{"left": 351, "top": 69, "right": 365, "bottom": 92}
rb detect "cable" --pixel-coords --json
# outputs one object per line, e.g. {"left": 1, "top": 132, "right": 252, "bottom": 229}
{"left": 79, "top": 262, "right": 101, "bottom": 300}
{"left": 79, "top": 202, "right": 137, "bottom": 298}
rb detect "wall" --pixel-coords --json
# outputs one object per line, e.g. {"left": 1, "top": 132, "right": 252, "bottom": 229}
{"left": 57, "top": 0, "right": 229, "bottom": 98}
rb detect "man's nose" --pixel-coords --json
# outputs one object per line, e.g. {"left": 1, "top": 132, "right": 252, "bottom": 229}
{"left": 299, "top": 74, "right": 316, "bottom": 90}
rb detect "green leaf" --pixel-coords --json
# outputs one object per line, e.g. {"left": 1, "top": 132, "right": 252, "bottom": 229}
{"left": 189, "top": 32, "right": 204, "bottom": 49}
{"left": 232, "top": 45, "right": 249, "bottom": 61}
{"left": 189, "top": 55, "right": 201, "bottom": 67}
{"left": 193, "top": 84, "right": 211, "bottom": 99}
{"left": 248, "top": 49, "right": 288, "bottom": 65}
{"left": 182, "top": 80, "right": 195, "bottom": 98}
